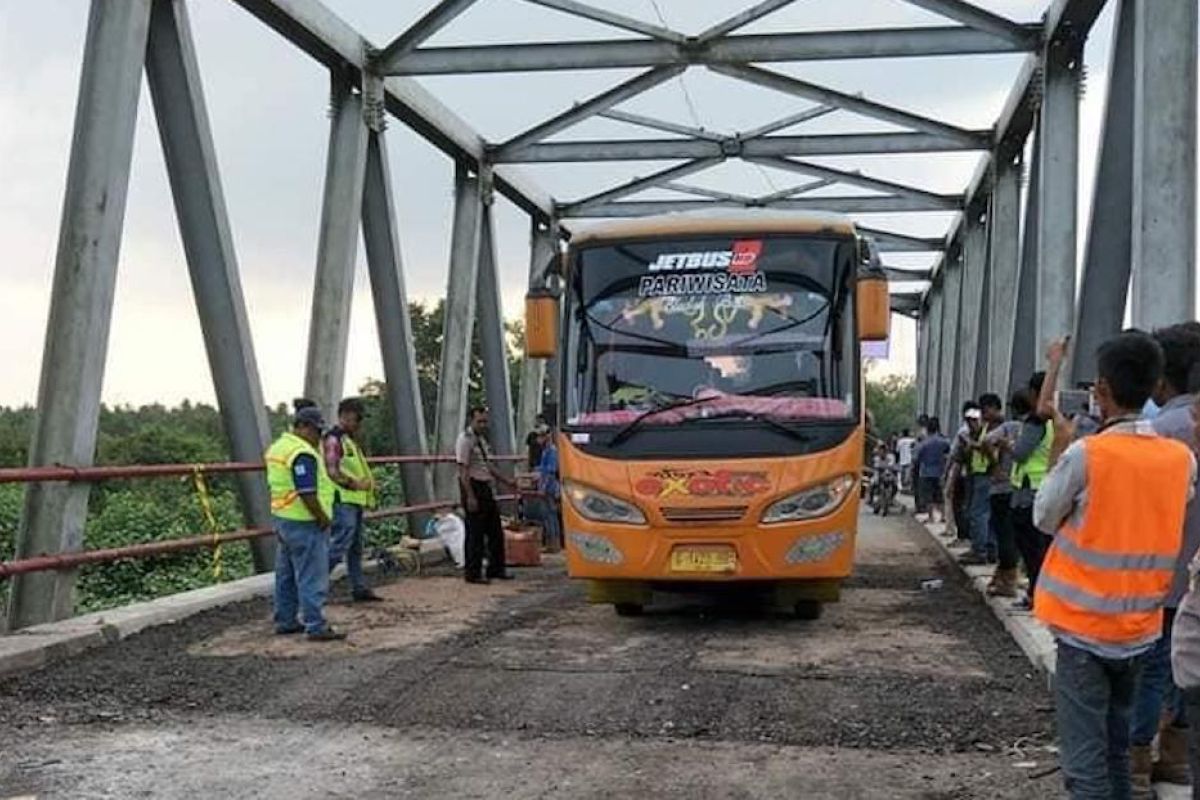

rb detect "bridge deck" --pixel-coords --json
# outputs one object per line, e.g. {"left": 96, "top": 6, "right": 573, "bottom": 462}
{"left": 0, "top": 512, "right": 1060, "bottom": 798}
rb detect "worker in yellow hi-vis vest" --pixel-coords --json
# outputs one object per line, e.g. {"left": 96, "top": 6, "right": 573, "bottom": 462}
{"left": 323, "top": 397, "right": 381, "bottom": 602}
{"left": 266, "top": 402, "right": 344, "bottom": 642}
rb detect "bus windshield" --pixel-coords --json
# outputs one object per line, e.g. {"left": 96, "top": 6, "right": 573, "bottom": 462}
{"left": 564, "top": 234, "right": 858, "bottom": 430}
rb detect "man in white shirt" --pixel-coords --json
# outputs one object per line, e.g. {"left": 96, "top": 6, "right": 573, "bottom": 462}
{"left": 895, "top": 428, "right": 916, "bottom": 493}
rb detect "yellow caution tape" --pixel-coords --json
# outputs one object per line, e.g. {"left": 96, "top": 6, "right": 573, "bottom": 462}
{"left": 192, "top": 467, "right": 222, "bottom": 580}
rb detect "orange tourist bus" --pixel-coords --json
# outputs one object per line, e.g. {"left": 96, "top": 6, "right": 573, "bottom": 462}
{"left": 526, "top": 210, "right": 889, "bottom": 618}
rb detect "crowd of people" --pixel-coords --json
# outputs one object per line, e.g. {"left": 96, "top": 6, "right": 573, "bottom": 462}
{"left": 265, "top": 399, "right": 559, "bottom": 642}
{"left": 889, "top": 325, "right": 1200, "bottom": 800}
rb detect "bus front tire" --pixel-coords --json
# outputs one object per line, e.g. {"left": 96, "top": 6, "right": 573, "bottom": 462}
{"left": 615, "top": 603, "right": 644, "bottom": 617}
{"left": 793, "top": 601, "right": 822, "bottom": 620}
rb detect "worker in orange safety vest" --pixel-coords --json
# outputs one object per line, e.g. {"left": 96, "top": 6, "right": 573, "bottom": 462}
{"left": 1033, "top": 332, "right": 1196, "bottom": 800}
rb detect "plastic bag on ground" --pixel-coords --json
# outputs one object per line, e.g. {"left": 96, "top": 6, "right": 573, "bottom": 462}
{"left": 426, "top": 512, "right": 466, "bottom": 568}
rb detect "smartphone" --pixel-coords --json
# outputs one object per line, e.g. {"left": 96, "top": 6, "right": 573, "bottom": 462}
{"left": 1056, "top": 388, "right": 1093, "bottom": 418}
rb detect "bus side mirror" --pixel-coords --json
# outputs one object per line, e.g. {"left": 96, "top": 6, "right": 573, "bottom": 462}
{"left": 857, "top": 272, "right": 890, "bottom": 342}
{"left": 525, "top": 288, "right": 559, "bottom": 358}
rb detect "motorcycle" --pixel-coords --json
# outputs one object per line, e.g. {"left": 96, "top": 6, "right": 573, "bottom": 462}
{"left": 871, "top": 465, "right": 898, "bottom": 517}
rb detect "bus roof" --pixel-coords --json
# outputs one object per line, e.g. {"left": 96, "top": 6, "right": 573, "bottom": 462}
{"left": 570, "top": 209, "right": 858, "bottom": 246}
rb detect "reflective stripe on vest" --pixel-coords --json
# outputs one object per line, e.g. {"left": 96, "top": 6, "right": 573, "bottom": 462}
{"left": 336, "top": 434, "right": 375, "bottom": 508}
{"left": 1010, "top": 421, "right": 1054, "bottom": 490}
{"left": 1034, "top": 431, "right": 1192, "bottom": 645}
{"left": 265, "top": 432, "right": 334, "bottom": 522}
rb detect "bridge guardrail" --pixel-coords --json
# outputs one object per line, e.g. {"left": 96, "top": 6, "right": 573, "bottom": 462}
{"left": 0, "top": 454, "right": 528, "bottom": 578}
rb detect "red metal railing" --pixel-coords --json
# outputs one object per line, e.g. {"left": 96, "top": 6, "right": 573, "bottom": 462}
{"left": 0, "top": 454, "right": 528, "bottom": 577}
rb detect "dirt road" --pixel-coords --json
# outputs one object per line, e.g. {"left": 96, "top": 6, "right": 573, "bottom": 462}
{"left": 0, "top": 512, "right": 1059, "bottom": 799}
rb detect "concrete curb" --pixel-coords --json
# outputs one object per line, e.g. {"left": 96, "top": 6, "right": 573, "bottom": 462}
{"left": 0, "top": 542, "right": 447, "bottom": 680}
{"left": 899, "top": 498, "right": 1057, "bottom": 687}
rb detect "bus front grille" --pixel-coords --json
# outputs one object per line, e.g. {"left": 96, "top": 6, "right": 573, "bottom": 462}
{"left": 660, "top": 506, "right": 748, "bottom": 523}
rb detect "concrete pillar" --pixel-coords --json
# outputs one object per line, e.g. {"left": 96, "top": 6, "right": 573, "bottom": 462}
{"left": 433, "top": 165, "right": 486, "bottom": 501}
{"left": 475, "top": 206, "right": 516, "bottom": 457}
{"left": 7, "top": 0, "right": 152, "bottom": 630}
{"left": 1010, "top": 134, "right": 1041, "bottom": 395}
{"left": 938, "top": 253, "right": 964, "bottom": 425}
{"left": 1072, "top": 0, "right": 1135, "bottom": 384}
{"left": 361, "top": 130, "right": 435, "bottom": 526}
{"left": 517, "top": 218, "right": 558, "bottom": 440}
{"left": 1130, "top": 0, "right": 1197, "bottom": 328}
{"left": 144, "top": 0, "right": 276, "bottom": 570}
{"left": 987, "top": 153, "right": 1022, "bottom": 396}
{"left": 1035, "top": 35, "right": 1082, "bottom": 379}
{"left": 303, "top": 77, "right": 369, "bottom": 420}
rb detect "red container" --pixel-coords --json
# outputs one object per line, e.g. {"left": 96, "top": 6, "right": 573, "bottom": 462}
{"left": 505, "top": 525, "right": 543, "bottom": 567}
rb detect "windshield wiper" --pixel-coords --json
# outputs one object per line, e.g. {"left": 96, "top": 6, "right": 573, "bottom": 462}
{"left": 608, "top": 395, "right": 720, "bottom": 446}
{"left": 686, "top": 409, "right": 814, "bottom": 445}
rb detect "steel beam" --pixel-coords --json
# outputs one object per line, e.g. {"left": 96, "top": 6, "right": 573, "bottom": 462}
{"left": 375, "top": 0, "right": 480, "bottom": 72}
{"left": 1071, "top": 0, "right": 1134, "bottom": 385}
{"left": 522, "top": 0, "right": 686, "bottom": 43}
{"left": 1130, "top": 0, "right": 1197, "bottom": 329}
{"left": 916, "top": 312, "right": 928, "bottom": 412}
{"left": 232, "top": 0, "right": 555, "bottom": 222}
{"left": 748, "top": 156, "right": 961, "bottom": 208}
{"left": 1010, "top": 135, "right": 1041, "bottom": 395}
{"left": 433, "top": 166, "right": 486, "bottom": 501}
{"left": 740, "top": 106, "right": 836, "bottom": 140}
{"left": 935, "top": 1, "right": 1107, "bottom": 280}
{"left": 598, "top": 108, "right": 724, "bottom": 141}
{"left": 756, "top": 178, "right": 837, "bottom": 204}
{"left": 564, "top": 157, "right": 722, "bottom": 210}
{"left": 145, "top": 0, "right": 278, "bottom": 572}
{"left": 1035, "top": 36, "right": 1081, "bottom": 376}
{"left": 361, "top": 130, "right": 435, "bottom": 526}
{"left": 900, "top": 0, "right": 1035, "bottom": 48}
{"left": 926, "top": 287, "right": 944, "bottom": 418}
{"left": 661, "top": 182, "right": 757, "bottom": 204}
{"left": 883, "top": 268, "right": 933, "bottom": 282}
{"left": 938, "top": 256, "right": 964, "bottom": 425}
{"left": 518, "top": 219, "right": 558, "bottom": 441}
{"left": 7, "top": 0, "right": 152, "bottom": 630}
{"left": 958, "top": 214, "right": 989, "bottom": 401}
{"left": 857, "top": 226, "right": 945, "bottom": 253}
{"left": 710, "top": 64, "right": 985, "bottom": 147}
{"left": 698, "top": 0, "right": 799, "bottom": 41}
{"left": 494, "top": 131, "right": 986, "bottom": 162}
{"left": 561, "top": 195, "right": 959, "bottom": 218}
{"left": 495, "top": 66, "right": 684, "bottom": 159}
{"left": 380, "top": 26, "right": 1038, "bottom": 74}
{"left": 303, "top": 80, "right": 369, "bottom": 418}
{"left": 987, "top": 155, "right": 1021, "bottom": 396}
{"left": 475, "top": 207, "right": 517, "bottom": 458}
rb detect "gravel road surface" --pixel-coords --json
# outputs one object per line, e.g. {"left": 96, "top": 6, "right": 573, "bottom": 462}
{"left": 0, "top": 511, "right": 1060, "bottom": 799}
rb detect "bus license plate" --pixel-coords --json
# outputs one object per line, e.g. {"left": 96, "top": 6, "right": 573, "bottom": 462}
{"left": 669, "top": 547, "right": 737, "bottom": 574}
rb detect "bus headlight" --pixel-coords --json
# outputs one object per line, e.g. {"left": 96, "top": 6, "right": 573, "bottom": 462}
{"left": 564, "top": 481, "right": 647, "bottom": 525}
{"left": 761, "top": 475, "right": 856, "bottom": 524}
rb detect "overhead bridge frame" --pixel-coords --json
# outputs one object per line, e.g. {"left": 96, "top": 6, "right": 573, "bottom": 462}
{"left": 9, "top": 0, "right": 1196, "bottom": 631}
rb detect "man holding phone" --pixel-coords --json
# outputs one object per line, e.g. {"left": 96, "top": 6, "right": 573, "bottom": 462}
{"left": 1033, "top": 333, "right": 1195, "bottom": 799}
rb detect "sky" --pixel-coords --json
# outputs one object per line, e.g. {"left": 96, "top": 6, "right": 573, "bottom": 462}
{"left": 0, "top": 0, "right": 1125, "bottom": 407}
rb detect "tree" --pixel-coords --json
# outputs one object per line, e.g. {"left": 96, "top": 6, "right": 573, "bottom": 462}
{"left": 866, "top": 374, "right": 917, "bottom": 438}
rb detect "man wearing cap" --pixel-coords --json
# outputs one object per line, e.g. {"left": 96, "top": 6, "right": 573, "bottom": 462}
{"left": 265, "top": 402, "right": 345, "bottom": 641}
{"left": 324, "top": 397, "right": 382, "bottom": 602}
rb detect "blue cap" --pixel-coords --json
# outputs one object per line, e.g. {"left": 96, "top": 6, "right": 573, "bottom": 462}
{"left": 294, "top": 406, "right": 326, "bottom": 429}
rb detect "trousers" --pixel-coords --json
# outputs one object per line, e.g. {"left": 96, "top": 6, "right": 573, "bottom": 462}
{"left": 464, "top": 479, "right": 507, "bottom": 579}
{"left": 1055, "top": 639, "right": 1143, "bottom": 800}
